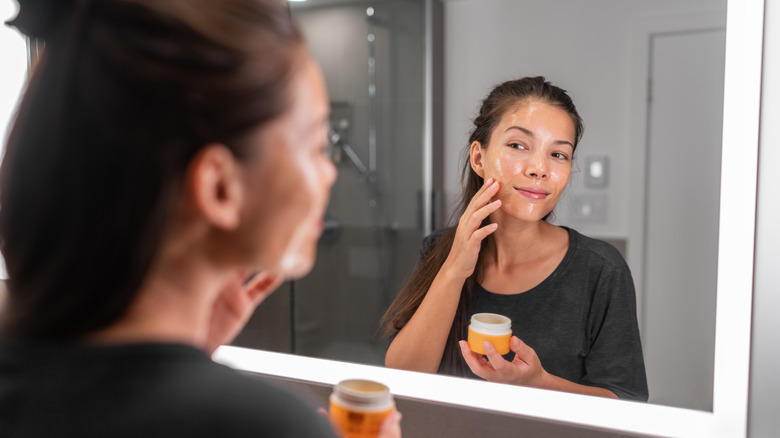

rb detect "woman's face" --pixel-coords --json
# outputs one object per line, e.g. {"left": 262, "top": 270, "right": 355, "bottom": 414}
{"left": 240, "top": 55, "right": 336, "bottom": 278}
{"left": 471, "top": 99, "right": 575, "bottom": 223}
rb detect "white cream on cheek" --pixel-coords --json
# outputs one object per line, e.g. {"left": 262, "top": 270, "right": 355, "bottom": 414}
{"left": 277, "top": 145, "right": 323, "bottom": 278}
{"left": 549, "top": 167, "right": 567, "bottom": 184}
{"left": 279, "top": 232, "right": 310, "bottom": 276}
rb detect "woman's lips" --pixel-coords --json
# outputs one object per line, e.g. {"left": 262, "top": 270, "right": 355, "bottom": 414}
{"left": 516, "top": 187, "right": 549, "bottom": 200}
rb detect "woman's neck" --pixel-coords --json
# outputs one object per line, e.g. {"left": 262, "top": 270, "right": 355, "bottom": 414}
{"left": 86, "top": 219, "right": 232, "bottom": 350}
{"left": 483, "top": 219, "right": 562, "bottom": 269}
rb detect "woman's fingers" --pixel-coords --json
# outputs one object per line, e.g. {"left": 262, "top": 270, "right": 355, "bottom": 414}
{"left": 458, "top": 341, "right": 488, "bottom": 376}
{"left": 460, "top": 181, "right": 501, "bottom": 239}
{"left": 444, "top": 178, "right": 501, "bottom": 279}
{"left": 462, "top": 179, "right": 500, "bottom": 220}
{"left": 481, "top": 340, "right": 514, "bottom": 373}
{"left": 509, "top": 336, "right": 534, "bottom": 364}
{"left": 472, "top": 221, "right": 499, "bottom": 241}
{"left": 471, "top": 200, "right": 501, "bottom": 229}
{"left": 377, "top": 410, "right": 403, "bottom": 438}
{"left": 244, "top": 272, "right": 283, "bottom": 306}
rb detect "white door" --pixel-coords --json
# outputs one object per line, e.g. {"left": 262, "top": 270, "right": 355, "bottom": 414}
{"left": 643, "top": 28, "right": 725, "bottom": 411}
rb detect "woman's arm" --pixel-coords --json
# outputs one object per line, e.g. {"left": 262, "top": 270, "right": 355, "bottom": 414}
{"left": 385, "top": 266, "right": 468, "bottom": 373}
{"left": 385, "top": 179, "right": 502, "bottom": 373}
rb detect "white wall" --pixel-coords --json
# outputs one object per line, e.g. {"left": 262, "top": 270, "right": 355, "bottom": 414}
{"left": 0, "top": 1, "right": 28, "bottom": 280}
{"left": 0, "top": 2, "right": 25, "bottom": 148}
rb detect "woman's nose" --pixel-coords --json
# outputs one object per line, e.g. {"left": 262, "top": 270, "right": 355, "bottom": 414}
{"left": 525, "top": 155, "right": 548, "bottom": 179}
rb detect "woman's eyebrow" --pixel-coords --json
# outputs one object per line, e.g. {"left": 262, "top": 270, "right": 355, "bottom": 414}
{"left": 554, "top": 139, "right": 575, "bottom": 148}
{"left": 504, "top": 125, "right": 533, "bottom": 136}
{"left": 504, "top": 125, "right": 574, "bottom": 148}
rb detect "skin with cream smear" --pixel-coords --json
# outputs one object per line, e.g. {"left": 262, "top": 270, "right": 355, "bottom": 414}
{"left": 470, "top": 99, "right": 575, "bottom": 226}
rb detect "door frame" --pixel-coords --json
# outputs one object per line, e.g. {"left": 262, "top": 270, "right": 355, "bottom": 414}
{"left": 627, "top": 9, "right": 727, "bottom": 335}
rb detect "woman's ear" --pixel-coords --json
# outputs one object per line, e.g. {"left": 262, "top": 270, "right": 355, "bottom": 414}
{"left": 187, "top": 144, "right": 243, "bottom": 230}
{"left": 469, "top": 141, "right": 486, "bottom": 178}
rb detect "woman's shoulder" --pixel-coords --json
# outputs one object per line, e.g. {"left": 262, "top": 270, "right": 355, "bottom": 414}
{"left": 419, "top": 227, "right": 455, "bottom": 257}
{"left": 149, "top": 346, "right": 337, "bottom": 436}
{"left": 0, "top": 342, "right": 336, "bottom": 437}
{"left": 422, "top": 227, "right": 453, "bottom": 245}
{"left": 565, "top": 227, "right": 629, "bottom": 271}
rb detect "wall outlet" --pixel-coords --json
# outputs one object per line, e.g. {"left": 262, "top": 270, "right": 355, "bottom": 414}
{"left": 584, "top": 155, "right": 610, "bottom": 188}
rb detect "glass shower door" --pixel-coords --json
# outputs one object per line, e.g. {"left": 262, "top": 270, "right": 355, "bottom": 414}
{"left": 233, "top": 0, "right": 427, "bottom": 367}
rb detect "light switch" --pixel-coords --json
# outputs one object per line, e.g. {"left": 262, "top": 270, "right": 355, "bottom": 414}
{"left": 584, "top": 155, "right": 609, "bottom": 188}
{"left": 569, "top": 193, "right": 607, "bottom": 222}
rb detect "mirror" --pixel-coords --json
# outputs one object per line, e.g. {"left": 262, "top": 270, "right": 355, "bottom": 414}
{"left": 221, "top": 0, "right": 763, "bottom": 435}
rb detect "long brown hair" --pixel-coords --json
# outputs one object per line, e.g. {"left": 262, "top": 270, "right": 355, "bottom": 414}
{"left": 0, "top": 0, "right": 304, "bottom": 340}
{"left": 381, "top": 76, "right": 583, "bottom": 375}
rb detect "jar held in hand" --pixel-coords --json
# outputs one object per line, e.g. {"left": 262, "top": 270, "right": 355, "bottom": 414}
{"left": 329, "top": 379, "right": 394, "bottom": 438}
{"left": 467, "top": 313, "right": 512, "bottom": 355}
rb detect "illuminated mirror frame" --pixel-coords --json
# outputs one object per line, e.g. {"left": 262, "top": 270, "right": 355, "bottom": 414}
{"left": 214, "top": 0, "right": 764, "bottom": 436}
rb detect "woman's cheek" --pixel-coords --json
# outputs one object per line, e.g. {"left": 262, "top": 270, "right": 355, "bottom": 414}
{"left": 549, "top": 167, "right": 567, "bottom": 184}
{"left": 276, "top": 156, "right": 327, "bottom": 277}
{"left": 278, "top": 229, "right": 313, "bottom": 277}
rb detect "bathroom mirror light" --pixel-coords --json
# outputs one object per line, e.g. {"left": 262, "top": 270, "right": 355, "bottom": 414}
{"left": 216, "top": 0, "right": 764, "bottom": 436}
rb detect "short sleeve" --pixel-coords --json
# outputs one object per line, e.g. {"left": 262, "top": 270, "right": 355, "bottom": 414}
{"left": 581, "top": 259, "right": 649, "bottom": 401}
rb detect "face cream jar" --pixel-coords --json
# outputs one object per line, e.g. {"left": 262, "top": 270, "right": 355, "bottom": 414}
{"left": 467, "top": 312, "right": 512, "bottom": 355}
{"left": 329, "top": 379, "right": 394, "bottom": 438}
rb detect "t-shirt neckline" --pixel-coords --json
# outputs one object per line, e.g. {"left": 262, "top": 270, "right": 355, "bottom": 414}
{"left": 477, "top": 226, "right": 578, "bottom": 297}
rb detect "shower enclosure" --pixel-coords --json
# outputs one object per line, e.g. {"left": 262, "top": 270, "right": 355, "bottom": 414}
{"left": 232, "top": 0, "right": 434, "bottom": 366}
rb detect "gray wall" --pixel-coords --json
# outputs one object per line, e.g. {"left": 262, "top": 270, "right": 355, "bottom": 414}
{"left": 747, "top": 0, "right": 780, "bottom": 435}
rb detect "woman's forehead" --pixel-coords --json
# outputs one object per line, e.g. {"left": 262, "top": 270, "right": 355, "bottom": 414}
{"left": 494, "top": 100, "right": 576, "bottom": 140}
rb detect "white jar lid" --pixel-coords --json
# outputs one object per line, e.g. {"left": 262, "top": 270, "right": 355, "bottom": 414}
{"left": 331, "top": 379, "right": 394, "bottom": 412}
{"left": 469, "top": 312, "right": 512, "bottom": 335}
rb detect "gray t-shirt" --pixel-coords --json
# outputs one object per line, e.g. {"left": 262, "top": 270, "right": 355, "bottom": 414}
{"left": 465, "top": 227, "right": 648, "bottom": 401}
{"left": 0, "top": 342, "right": 338, "bottom": 437}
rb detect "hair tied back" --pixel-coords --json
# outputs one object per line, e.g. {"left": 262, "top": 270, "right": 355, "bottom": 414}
{"left": 6, "top": 0, "right": 80, "bottom": 41}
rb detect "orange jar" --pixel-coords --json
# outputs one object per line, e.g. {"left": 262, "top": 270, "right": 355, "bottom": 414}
{"left": 329, "top": 379, "right": 394, "bottom": 438}
{"left": 467, "top": 313, "right": 512, "bottom": 355}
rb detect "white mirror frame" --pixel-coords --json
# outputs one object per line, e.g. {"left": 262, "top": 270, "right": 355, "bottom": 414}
{"left": 214, "top": 0, "right": 765, "bottom": 436}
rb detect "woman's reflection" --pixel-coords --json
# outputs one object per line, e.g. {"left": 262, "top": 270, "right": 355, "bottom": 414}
{"left": 382, "top": 77, "right": 648, "bottom": 401}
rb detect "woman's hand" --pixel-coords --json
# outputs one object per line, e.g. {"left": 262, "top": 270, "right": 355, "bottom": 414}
{"left": 459, "top": 337, "right": 621, "bottom": 398}
{"left": 377, "top": 410, "right": 402, "bottom": 438}
{"left": 204, "top": 270, "right": 283, "bottom": 354}
{"left": 318, "top": 408, "right": 402, "bottom": 438}
{"left": 458, "top": 336, "right": 548, "bottom": 387}
{"left": 442, "top": 178, "right": 502, "bottom": 280}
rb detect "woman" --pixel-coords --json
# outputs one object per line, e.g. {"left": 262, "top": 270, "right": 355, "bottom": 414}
{"left": 383, "top": 77, "right": 648, "bottom": 401}
{"left": 0, "top": 0, "right": 400, "bottom": 436}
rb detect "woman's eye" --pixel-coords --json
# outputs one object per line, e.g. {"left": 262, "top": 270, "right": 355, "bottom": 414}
{"left": 552, "top": 152, "right": 569, "bottom": 160}
{"left": 508, "top": 143, "right": 526, "bottom": 150}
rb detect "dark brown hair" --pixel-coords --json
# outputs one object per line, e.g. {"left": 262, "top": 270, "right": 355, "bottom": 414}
{"left": 0, "top": 0, "right": 304, "bottom": 340}
{"left": 381, "top": 76, "right": 583, "bottom": 375}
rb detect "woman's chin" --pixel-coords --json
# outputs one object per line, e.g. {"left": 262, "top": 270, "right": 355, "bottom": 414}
{"left": 278, "top": 251, "right": 316, "bottom": 279}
